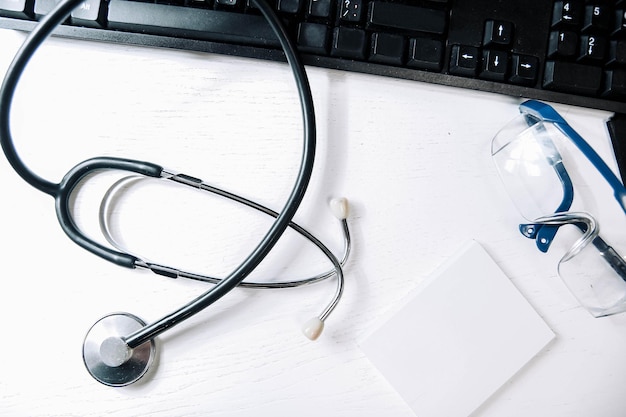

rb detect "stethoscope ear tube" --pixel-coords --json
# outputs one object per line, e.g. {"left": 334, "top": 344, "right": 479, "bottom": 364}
{"left": 0, "top": 0, "right": 85, "bottom": 196}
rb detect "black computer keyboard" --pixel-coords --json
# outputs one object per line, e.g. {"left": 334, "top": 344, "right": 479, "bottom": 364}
{"left": 6, "top": 0, "right": 626, "bottom": 115}
{"left": 1, "top": 0, "right": 626, "bottom": 113}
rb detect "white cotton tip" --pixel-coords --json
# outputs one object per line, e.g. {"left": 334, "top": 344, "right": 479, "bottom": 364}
{"left": 302, "top": 317, "right": 325, "bottom": 341}
{"left": 329, "top": 197, "right": 349, "bottom": 220}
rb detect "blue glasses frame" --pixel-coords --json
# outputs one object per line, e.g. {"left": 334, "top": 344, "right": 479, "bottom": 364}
{"left": 512, "top": 100, "right": 626, "bottom": 286}
{"left": 517, "top": 100, "right": 626, "bottom": 252}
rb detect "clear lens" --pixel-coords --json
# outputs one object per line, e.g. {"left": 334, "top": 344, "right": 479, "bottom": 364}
{"left": 491, "top": 116, "right": 570, "bottom": 221}
{"left": 557, "top": 229, "right": 626, "bottom": 316}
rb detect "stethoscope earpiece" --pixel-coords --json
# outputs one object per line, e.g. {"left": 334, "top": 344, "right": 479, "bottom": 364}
{"left": 302, "top": 317, "right": 324, "bottom": 341}
{"left": 330, "top": 197, "right": 349, "bottom": 220}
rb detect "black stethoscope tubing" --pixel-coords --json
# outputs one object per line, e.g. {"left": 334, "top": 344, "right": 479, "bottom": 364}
{"left": 0, "top": 0, "right": 316, "bottom": 350}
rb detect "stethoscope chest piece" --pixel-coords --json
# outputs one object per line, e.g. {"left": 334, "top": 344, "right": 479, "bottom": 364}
{"left": 82, "top": 313, "right": 156, "bottom": 387}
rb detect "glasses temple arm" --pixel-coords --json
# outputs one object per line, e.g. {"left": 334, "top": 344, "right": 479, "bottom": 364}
{"left": 520, "top": 100, "right": 626, "bottom": 214}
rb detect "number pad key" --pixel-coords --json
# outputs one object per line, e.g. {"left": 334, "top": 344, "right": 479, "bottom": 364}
{"left": 579, "top": 35, "right": 607, "bottom": 62}
{"left": 604, "top": 69, "right": 626, "bottom": 98}
{"left": 544, "top": 61, "right": 602, "bottom": 95}
{"left": 615, "top": 9, "right": 626, "bottom": 36}
{"left": 552, "top": 0, "right": 583, "bottom": 27}
{"left": 602, "top": 70, "right": 626, "bottom": 98}
{"left": 608, "top": 40, "right": 626, "bottom": 66}
{"left": 583, "top": 5, "right": 611, "bottom": 32}
{"left": 548, "top": 30, "right": 578, "bottom": 57}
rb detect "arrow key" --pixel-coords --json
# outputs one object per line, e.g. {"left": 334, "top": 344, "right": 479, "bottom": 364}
{"left": 483, "top": 20, "right": 513, "bottom": 47}
{"left": 480, "top": 50, "right": 509, "bottom": 81}
{"left": 449, "top": 45, "right": 479, "bottom": 77}
{"left": 510, "top": 54, "right": 538, "bottom": 85}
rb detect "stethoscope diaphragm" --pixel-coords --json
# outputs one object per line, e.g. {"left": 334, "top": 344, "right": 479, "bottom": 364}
{"left": 83, "top": 312, "right": 155, "bottom": 386}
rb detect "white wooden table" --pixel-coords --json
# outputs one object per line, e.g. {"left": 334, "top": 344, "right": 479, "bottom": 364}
{"left": 1, "top": 27, "right": 626, "bottom": 417}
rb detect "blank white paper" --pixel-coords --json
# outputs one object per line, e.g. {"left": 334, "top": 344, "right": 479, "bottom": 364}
{"left": 360, "top": 241, "right": 555, "bottom": 417}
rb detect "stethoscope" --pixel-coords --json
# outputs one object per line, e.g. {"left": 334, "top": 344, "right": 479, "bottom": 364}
{"left": 0, "top": 0, "right": 351, "bottom": 386}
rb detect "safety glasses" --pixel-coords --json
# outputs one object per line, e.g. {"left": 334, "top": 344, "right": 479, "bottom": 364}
{"left": 491, "top": 100, "right": 626, "bottom": 317}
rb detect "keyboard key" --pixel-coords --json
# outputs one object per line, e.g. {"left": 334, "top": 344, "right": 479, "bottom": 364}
{"left": 579, "top": 35, "right": 606, "bottom": 62}
{"left": 614, "top": 9, "right": 626, "bottom": 36}
{"left": 480, "top": 50, "right": 508, "bottom": 81}
{"left": 71, "top": 0, "right": 103, "bottom": 27}
{"left": 367, "top": 1, "right": 446, "bottom": 35}
{"left": 548, "top": 30, "right": 577, "bottom": 58}
{"left": 543, "top": 61, "right": 602, "bottom": 96}
{"left": 39, "top": 0, "right": 104, "bottom": 25}
{"left": 107, "top": 0, "right": 280, "bottom": 48}
{"left": 340, "top": 0, "right": 363, "bottom": 22}
{"left": 407, "top": 38, "right": 443, "bottom": 71}
{"left": 297, "top": 22, "right": 329, "bottom": 54}
{"left": 278, "top": 0, "right": 302, "bottom": 14}
{"left": 509, "top": 54, "right": 538, "bottom": 85}
{"left": 33, "top": 0, "right": 59, "bottom": 19}
{"left": 308, "top": 0, "right": 331, "bottom": 18}
{"left": 608, "top": 39, "right": 626, "bottom": 66}
{"left": 552, "top": 0, "right": 583, "bottom": 27}
{"left": 449, "top": 45, "right": 479, "bottom": 77}
{"left": 370, "top": 32, "right": 404, "bottom": 65}
{"left": 0, "top": 0, "right": 33, "bottom": 18}
{"left": 582, "top": 5, "right": 611, "bottom": 33}
{"left": 331, "top": 27, "right": 367, "bottom": 60}
{"left": 604, "top": 69, "right": 626, "bottom": 97}
{"left": 483, "top": 20, "right": 513, "bottom": 46}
